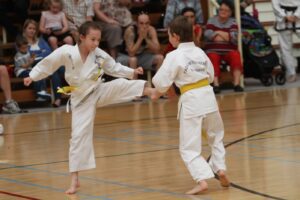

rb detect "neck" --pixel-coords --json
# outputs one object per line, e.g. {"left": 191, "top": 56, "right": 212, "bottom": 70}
{"left": 218, "top": 16, "right": 228, "bottom": 23}
{"left": 78, "top": 44, "right": 89, "bottom": 60}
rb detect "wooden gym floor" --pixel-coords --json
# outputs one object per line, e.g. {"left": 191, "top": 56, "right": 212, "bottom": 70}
{"left": 0, "top": 80, "right": 299, "bottom": 200}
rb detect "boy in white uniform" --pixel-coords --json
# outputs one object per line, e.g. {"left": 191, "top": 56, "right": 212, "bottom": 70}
{"left": 24, "top": 21, "right": 157, "bottom": 194}
{"left": 152, "top": 16, "right": 230, "bottom": 195}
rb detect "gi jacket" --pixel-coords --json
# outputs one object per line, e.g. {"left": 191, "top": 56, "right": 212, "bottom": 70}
{"left": 272, "top": 0, "right": 300, "bottom": 32}
{"left": 153, "top": 42, "right": 219, "bottom": 119}
{"left": 30, "top": 44, "right": 134, "bottom": 107}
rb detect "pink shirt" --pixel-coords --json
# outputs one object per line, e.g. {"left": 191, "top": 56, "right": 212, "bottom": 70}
{"left": 42, "top": 11, "right": 65, "bottom": 29}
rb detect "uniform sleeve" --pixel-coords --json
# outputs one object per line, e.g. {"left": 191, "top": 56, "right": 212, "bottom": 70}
{"left": 29, "top": 45, "right": 67, "bottom": 81}
{"left": 152, "top": 53, "right": 178, "bottom": 93}
{"left": 271, "top": 0, "right": 286, "bottom": 21}
{"left": 294, "top": 5, "right": 300, "bottom": 19}
{"left": 100, "top": 49, "right": 134, "bottom": 79}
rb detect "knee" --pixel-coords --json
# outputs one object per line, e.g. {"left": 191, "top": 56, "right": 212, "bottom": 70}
{"left": 128, "top": 56, "right": 137, "bottom": 68}
{"left": 64, "top": 36, "right": 74, "bottom": 45}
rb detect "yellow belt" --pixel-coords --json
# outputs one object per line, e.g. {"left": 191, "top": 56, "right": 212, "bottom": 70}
{"left": 180, "top": 79, "right": 209, "bottom": 94}
{"left": 57, "top": 86, "right": 77, "bottom": 95}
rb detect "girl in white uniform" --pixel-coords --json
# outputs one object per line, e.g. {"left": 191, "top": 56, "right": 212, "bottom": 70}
{"left": 24, "top": 21, "right": 157, "bottom": 194}
{"left": 152, "top": 16, "right": 230, "bottom": 195}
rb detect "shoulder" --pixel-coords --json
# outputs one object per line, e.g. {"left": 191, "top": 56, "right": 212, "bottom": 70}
{"left": 207, "top": 16, "right": 218, "bottom": 23}
{"left": 125, "top": 25, "right": 135, "bottom": 33}
{"left": 149, "top": 25, "right": 157, "bottom": 33}
{"left": 95, "top": 47, "right": 109, "bottom": 57}
{"left": 55, "top": 44, "right": 74, "bottom": 54}
{"left": 228, "top": 17, "right": 237, "bottom": 24}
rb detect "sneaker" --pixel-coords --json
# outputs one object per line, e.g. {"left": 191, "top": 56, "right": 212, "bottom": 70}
{"left": 37, "top": 90, "right": 51, "bottom": 101}
{"left": 2, "top": 99, "right": 21, "bottom": 114}
{"left": 233, "top": 85, "right": 244, "bottom": 92}
{"left": 213, "top": 86, "right": 221, "bottom": 94}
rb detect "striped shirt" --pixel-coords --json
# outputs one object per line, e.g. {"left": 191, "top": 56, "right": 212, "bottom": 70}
{"left": 204, "top": 16, "right": 238, "bottom": 54}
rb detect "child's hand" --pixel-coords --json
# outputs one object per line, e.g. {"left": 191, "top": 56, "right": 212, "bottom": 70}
{"left": 134, "top": 67, "right": 144, "bottom": 76}
{"left": 29, "top": 57, "right": 35, "bottom": 65}
{"left": 24, "top": 77, "right": 33, "bottom": 86}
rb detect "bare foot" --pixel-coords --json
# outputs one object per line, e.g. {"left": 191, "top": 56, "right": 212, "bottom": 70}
{"left": 52, "top": 99, "right": 61, "bottom": 107}
{"left": 217, "top": 170, "right": 230, "bottom": 187}
{"left": 150, "top": 88, "right": 162, "bottom": 101}
{"left": 65, "top": 173, "right": 80, "bottom": 194}
{"left": 185, "top": 180, "right": 208, "bottom": 195}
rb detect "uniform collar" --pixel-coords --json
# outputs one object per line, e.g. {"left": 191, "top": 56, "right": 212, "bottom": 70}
{"left": 177, "top": 42, "right": 195, "bottom": 49}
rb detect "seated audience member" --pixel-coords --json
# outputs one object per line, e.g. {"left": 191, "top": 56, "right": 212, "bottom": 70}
{"left": 14, "top": 35, "right": 51, "bottom": 102}
{"left": 117, "top": 13, "right": 164, "bottom": 79}
{"left": 163, "top": 0, "right": 204, "bottom": 29}
{"left": 61, "top": 0, "right": 94, "bottom": 42}
{"left": 164, "top": 7, "right": 202, "bottom": 55}
{"left": 39, "top": 0, "right": 73, "bottom": 50}
{"left": 0, "top": 65, "right": 21, "bottom": 114}
{"left": 204, "top": 0, "right": 243, "bottom": 93}
{"left": 93, "top": 0, "right": 133, "bottom": 59}
{"left": 23, "top": 19, "right": 64, "bottom": 106}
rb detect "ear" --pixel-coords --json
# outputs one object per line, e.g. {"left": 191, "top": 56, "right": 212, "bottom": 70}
{"left": 174, "top": 33, "right": 180, "bottom": 42}
{"left": 79, "top": 34, "right": 85, "bottom": 42}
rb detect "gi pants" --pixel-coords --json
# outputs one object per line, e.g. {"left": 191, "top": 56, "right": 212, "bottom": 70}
{"left": 69, "top": 78, "right": 146, "bottom": 172}
{"left": 278, "top": 30, "right": 298, "bottom": 76}
{"left": 179, "top": 110, "right": 226, "bottom": 182}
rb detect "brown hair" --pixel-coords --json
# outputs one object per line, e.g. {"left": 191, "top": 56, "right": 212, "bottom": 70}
{"left": 78, "top": 21, "right": 101, "bottom": 43}
{"left": 168, "top": 16, "right": 193, "bottom": 43}
{"left": 23, "top": 19, "right": 39, "bottom": 43}
{"left": 15, "top": 35, "right": 28, "bottom": 48}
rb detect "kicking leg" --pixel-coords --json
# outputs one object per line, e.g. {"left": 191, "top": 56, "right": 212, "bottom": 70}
{"left": 185, "top": 180, "right": 208, "bottom": 195}
{"left": 65, "top": 172, "right": 80, "bottom": 194}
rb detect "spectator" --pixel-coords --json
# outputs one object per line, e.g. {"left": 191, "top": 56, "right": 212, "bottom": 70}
{"left": 23, "top": 19, "right": 64, "bottom": 106}
{"left": 163, "top": 7, "right": 203, "bottom": 55}
{"left": 39, "top": 0, "right": 74, "bottom": 50}
{"left": 272, "top": 0, "right": 300, "bottom": 82}
{"left": 61, "top": 0, "right": 94, "bottom": 42}
{"left": 204, "top": 0, "right": 244, "bottom": 93}
{"left": 163, "top": 0, "right": 204, "bottom": 28}
{"left": 117, "top": 13, "right": 164, "bottom": 79}
{"left": 0, "top": 65, "right": 21, "bottom": 114}
{"left": 14, "top": 35, "right": 51, "bottom": 102}
{"left": 93, "top": 0, "right": 133, "bottom": 59}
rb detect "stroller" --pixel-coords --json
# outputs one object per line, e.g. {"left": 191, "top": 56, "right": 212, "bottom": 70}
{"left": 241, "top": 12, "right": 286, "bottom": 86}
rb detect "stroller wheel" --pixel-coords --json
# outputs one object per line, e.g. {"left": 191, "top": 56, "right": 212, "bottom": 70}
{"left": 260, "top": 75, "right": 273, "bottom": 86}
{"left": 275, "top": 73, "right": 286, "bottom": 85}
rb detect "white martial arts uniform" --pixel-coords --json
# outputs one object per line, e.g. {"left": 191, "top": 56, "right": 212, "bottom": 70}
{"left": 29, "top": 44, "right": 146, "bottom": 172}
{"left": 152, "top": 42, "right": 226, "bottom": 182}
{"left": 272, "top": 0, "right": 300, "bottom": 76}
